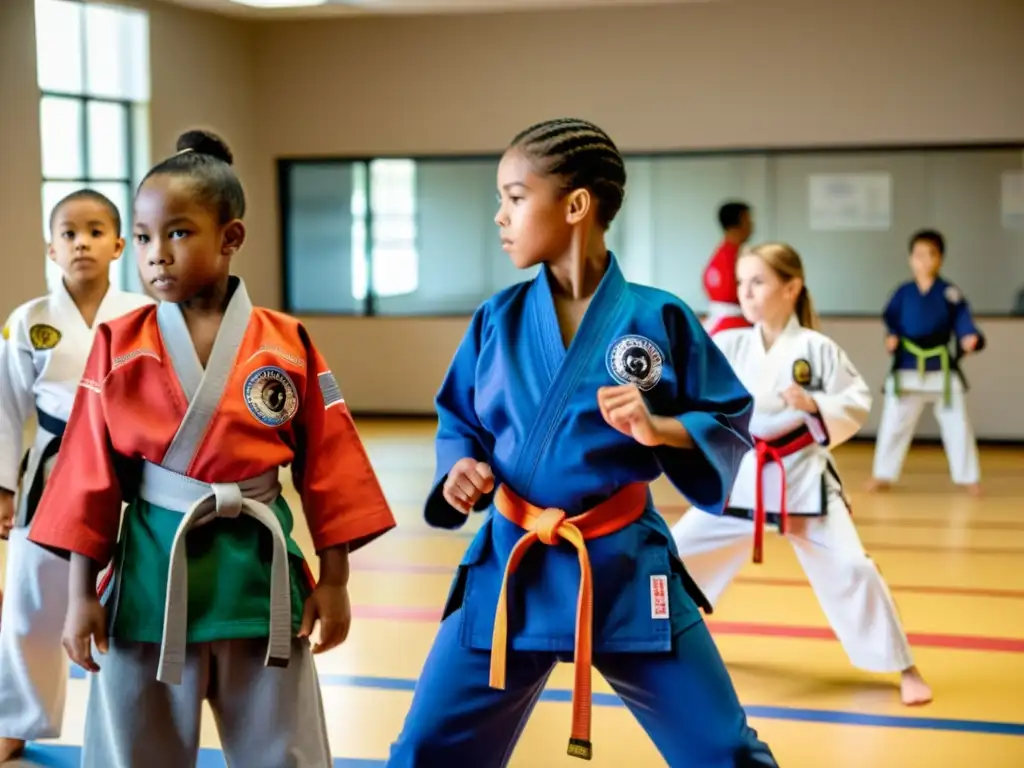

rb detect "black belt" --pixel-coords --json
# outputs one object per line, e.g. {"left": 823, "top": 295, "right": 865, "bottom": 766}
{"left": 36, "top": 407, "right": 68, "bottom": 439}
{"left": 17, "top": 408, "right": 68, "bottom": 526}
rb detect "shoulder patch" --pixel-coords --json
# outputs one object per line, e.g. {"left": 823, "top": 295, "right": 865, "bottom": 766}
{"left": 944, "top": 285, "right": 962, "bottom": 304}
{"left": 606, "top": 335, "right": 664, "bottom": 392}
{"left": 792, "top": 358, "right": 812, "bottom": 387}
{"left": 318, "top": 371, "right": 344, "bottom": 409}
{"left": 243, "top": 366, "right": 299, "bottom": 427}
{"left": 1, "top": 324, "right": 8, "bottom": 341}
{"left": 29, "top": 323, "right": 62, "bottom": 351}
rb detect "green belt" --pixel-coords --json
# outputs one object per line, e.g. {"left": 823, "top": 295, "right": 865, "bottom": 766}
{"left": 895, "top": 339, "right": 951, "bottom": 407}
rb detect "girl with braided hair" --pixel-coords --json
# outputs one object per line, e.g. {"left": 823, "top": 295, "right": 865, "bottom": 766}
{"left": 387, "top": 118, "right": 778, "bottom": 767}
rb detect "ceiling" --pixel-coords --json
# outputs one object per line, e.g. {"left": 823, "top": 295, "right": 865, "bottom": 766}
{"left": 159, "top": 0, "right": 712, "bottom": 20}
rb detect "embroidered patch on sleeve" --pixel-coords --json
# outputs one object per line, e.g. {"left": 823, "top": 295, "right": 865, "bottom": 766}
{"left": 318, "top": 371, "right": 344, "bottom": 409}
{"left": 29, "top": 323, "right": 62, "bottom": 350}
{"left": 1, "top": 324, "right": 8, "bottom": 341}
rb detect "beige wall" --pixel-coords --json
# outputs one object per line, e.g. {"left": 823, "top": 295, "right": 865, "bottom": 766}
{"left": 1, "top": 0, "right": 1022, "bottom": 439}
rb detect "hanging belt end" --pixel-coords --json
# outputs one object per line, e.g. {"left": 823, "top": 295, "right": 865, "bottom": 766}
{"left": 488, "top": 668, "right": 507, "bottom": 691}
{"left": 567, "top": 738, "right": 592, "bottom": 760}
{"left": 155, "top": 662, "right": 184, "bottom": 687}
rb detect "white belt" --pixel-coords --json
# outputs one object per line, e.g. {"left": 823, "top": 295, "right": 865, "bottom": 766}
{"left": 137, "top": 461, "right": 292, "bottom": 685}
{"left": 706, "top": 301, "right": 744, "bottom": 318}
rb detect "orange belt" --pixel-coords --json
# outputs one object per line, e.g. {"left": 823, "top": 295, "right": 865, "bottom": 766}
{"left": 491, "top": 482, "right": 649, "bottom": 761}
{"left": 752, "top": 424, "right": 816, "bottom": 563}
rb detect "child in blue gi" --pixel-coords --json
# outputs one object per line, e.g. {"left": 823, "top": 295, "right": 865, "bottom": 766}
{"left": 868, "top": 229, "right": 984, "bottom": 495}
{"left": 386, "top": 118, "right": 778, "bottom": 767}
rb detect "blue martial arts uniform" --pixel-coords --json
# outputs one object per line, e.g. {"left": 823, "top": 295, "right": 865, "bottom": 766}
{"left": 388, "top": 255, "right": 778, "bottom": 767}
{"left": 883, "top": 277, "right": 986, "bottom": 404}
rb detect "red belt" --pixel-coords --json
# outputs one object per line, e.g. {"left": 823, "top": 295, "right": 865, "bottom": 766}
{"left": 491, "top": 482, "right": 648, "bottom": 761}
{"left": 752, "top": 425, "right": 816, "bottom": 563}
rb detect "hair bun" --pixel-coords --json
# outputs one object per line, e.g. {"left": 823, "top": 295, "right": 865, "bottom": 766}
{"left": 175, "top": 129, "right": 233, "bottom": 165}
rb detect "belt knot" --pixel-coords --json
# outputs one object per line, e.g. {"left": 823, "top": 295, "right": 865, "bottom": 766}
{"left": 536, "top": 508, "right": 567, "bottom": 545}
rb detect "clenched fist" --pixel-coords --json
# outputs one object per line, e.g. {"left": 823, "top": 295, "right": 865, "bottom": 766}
{"left": 443, "top": 458, "right": 494, "bottom": 514}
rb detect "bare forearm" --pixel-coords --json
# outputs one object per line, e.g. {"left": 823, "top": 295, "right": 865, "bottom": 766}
{"left": 652, "top": 415, "right": 694, "bottom": 449}
{"left": 69, "top": 553, "right": 103, "bottom": 599}
{"left": 317, "top": 543, "right": 350, "bottom": 587}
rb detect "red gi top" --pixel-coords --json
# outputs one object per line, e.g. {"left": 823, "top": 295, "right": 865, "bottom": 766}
{"left": 703, "top": 240, "right": 751, "bottom": 336}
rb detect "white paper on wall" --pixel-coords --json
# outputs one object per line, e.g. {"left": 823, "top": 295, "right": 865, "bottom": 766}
{"left": 1001, "top": 170, "right": 1024, "bottom": 230}
{"left": 808, "top": 173, "right": 892, "bottom": 231}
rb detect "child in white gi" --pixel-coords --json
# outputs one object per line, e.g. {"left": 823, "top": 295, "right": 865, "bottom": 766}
{"left": 671, "top": 242, "right": 933, "bottom": 707}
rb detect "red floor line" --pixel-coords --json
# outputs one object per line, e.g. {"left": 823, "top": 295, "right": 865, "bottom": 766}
{"left": 657, "top": 507, "right": 1024, "bottom": 532}
{"left": 349, "top": 560, "right": 1024, "bottom": 600}
{"left": 350, "top": 604, "right": 1024, "bottom": 653}
{"left": 387, "top": 526, "right": 1024, "bottom": 556}
{"left": 731, "top": 575, "right": 1024, "bottom": 601}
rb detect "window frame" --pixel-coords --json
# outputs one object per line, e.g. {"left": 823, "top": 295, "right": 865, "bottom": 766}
{"left": 36, "top": 0, "right": 148, "bottom": 293}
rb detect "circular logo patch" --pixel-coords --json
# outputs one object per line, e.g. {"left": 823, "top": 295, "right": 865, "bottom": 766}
{"left": 606, "top": 335, "right": 664, "bottom": 392}
{"left": 244, "top": 366, "right": 298, "bottom": 427}
{"left": 792, "top": 358, "right": 812, "bottom": 386}
{"left": 29, "top": 323, "right": 62, "bottom": 351}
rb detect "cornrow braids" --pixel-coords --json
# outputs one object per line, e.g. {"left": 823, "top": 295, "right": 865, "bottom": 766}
{"left": 510, "top": 118, "right": 627, "bottom": 229}
{"left": 140, "top": 129, "right": 246, "bottom": 224}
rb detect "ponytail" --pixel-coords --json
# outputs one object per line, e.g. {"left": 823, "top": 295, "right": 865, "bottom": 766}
{"left": 795, "top": 285, "right": 820, "bottom": 330}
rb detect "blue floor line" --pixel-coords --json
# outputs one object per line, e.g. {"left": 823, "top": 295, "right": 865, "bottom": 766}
{"left": 21, "top": 743, "right": 384, "bottom": 767}
{"left": 67, "top": 664, "right": 1024, "bottom": 737}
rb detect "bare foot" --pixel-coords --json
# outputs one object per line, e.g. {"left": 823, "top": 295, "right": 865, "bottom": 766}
{"left": 0, "top": 737, "right": 25, "bottom": 762}
{"left": 900, "top": 666, "right": 933, "bottom": 706}
{"left": 965, "top": 483, "right": 982, "bottom": 497}
{"left": 866, "top": 478, "right": 891, "bottom": 493}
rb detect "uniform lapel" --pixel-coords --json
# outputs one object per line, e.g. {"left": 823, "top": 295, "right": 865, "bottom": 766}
{"left": 157, "top": 277, "right": 254, "bottom": 474}
{"left": 515, "top": 255, "right": 628, "bottom": 492}
{"left": 749, "top": 315, "right": 802, "bottom": 410}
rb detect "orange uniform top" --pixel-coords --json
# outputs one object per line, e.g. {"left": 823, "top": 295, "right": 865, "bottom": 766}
{"left": 29, "top": 290, "right": 395, "bottom": 566}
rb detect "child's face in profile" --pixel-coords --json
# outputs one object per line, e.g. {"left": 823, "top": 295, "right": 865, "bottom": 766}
{"left": 909, "top": 241, "right": 942, "bottom": 282}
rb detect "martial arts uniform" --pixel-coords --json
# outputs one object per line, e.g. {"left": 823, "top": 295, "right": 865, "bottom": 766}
{"left": 871, "top": 278, "right": 984, "bottom": 486}
{"left": 29, "top": 277, "right": 396, "bottom": 768}
{"left": 703, "top": 240, "right": 751, "bottom": 336}
{"left": 672, "top": 315, "right": 915, "bottom": 675}
{"left": 388, "top": 256, "right": 777, "bottom": 767}
{"left": 0, "top": 281, "right": 153, "bottom": 744}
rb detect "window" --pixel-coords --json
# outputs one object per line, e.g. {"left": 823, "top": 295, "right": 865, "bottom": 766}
{"left": 282, "top": 159, "right": 421, "bottom": 315}
{"left": 34, "top": 0, "right": 150, "bottom": 293}
{"left": 352, "top": 160, "right": 419, "bottom": 301}
{"left": 282, "top": 145, "right": 1024, "bottom": 316}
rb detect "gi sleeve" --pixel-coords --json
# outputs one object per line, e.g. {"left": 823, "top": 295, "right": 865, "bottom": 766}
{"left": 803, "top": 339, "right": 871, "bottom": 448}
{"left": 946, "top": 284, "right": 986, "bottom": 354}
{"left": 290, "top": 325, "right": 396, "bottom": 554}
{"left": 654, "top": 305, "right": 753, "bottom": 515}
{"left": 882, "top": 285, "right": 904, "bottom": 337}
{"left": 0, "top": 311, "right": 36, "bottom": 494}
{"left": 425, "top": 304, "right": 496, "bottom": 529}
{"left": 27, "top": 326, "right": 124, "bottom": 564}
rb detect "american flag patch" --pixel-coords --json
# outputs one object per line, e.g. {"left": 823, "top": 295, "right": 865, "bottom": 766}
{"left": 318, "top": 371, "right": 344, "bottom": 409}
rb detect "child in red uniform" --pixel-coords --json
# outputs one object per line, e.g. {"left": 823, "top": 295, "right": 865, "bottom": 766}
{"left": 30, "top": 130, "right": 396, "bottom": 767}
{"left": 704, "top": 201, "right": 754, "bottom": 335}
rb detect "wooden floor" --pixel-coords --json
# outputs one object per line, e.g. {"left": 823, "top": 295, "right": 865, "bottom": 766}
{"left": 5, "top": 419, "right": 1024, "bottom": 767}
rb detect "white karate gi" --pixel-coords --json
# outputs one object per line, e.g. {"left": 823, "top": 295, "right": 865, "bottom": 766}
{"left": 672, "top": 315, "right": 914, "bottom": 674}
{"left": 0, "top": 281, "right": 153, "bottom": 741}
